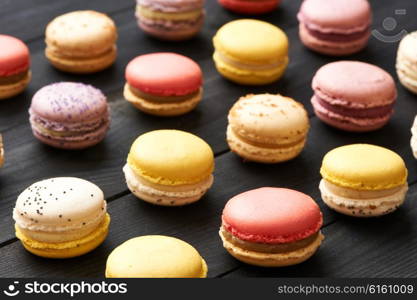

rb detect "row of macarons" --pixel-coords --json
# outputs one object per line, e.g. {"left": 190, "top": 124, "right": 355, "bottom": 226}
{"left": 11, "top": 137, "right": 409, "bottom": 276}
{"left": 0, "top": 56, "right": 415, "bottom": 155}
{"left": 2, "top": 0, "right": 417, "bottom": 91}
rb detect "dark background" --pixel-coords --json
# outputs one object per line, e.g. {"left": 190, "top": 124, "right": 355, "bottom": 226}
{"left": 0, "top": 0, "right": 416, "bottom": 278}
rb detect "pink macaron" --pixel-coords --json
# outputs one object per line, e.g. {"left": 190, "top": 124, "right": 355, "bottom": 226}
{"left": 218, "top": 0, "right": 280, "bottom": 15}
{"left": 219, "top": 187, "right": 324, "bottom": 267}
{"left": 124, "top": 52, "right": 203, "bottom": 116}
{"left": 0, "top": 35, "right": 31, "bottom": 99}
{"left": 297, "top": 0, "right": 371, "bottom": 56}
{"left": 29, "top": 82, "right": 110, "bottom": 149}
{"left": 311, "top": 61, "right": 397, "bottom": 132}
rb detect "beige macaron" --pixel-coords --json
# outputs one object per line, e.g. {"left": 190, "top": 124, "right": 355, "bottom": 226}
{"left": 45, "top": 10, "right": 117, "bottom": 74}
{"left": 396, "top": 31, "right": 417, "bottom": 94}
{"left": 227, "top": 94, "right": 310, "bottom": 163}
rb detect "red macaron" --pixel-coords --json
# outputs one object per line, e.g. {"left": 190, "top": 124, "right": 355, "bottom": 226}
{"left": 219, "top": 187, "right": 324, "bottom": 267}
{"left": 123, "top": 52, "right": 203, "bottom": 116}
{"left": 0, "top": 34, "right": 31, "bottom": 99}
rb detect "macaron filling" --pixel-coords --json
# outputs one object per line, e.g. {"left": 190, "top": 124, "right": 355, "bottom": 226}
{"left": 302, "top": 23, "right": 370, "bottom": 43}
{"left": 312, "top": 95, "right": 394, "bottom": 119}
{"left": 214, "top": 51, "right": 287, "bottom": 72}
{"left": 0, "top": 69, "right": 30, "bottom": 84}
{"left": 220, "top": 225, "right": 321, "bottom": 254}
{"left": 123, "top": 163, "right": 213, "bottom": 205}
{"left": 128, "top": 84, "right": 201, "bottom": 103}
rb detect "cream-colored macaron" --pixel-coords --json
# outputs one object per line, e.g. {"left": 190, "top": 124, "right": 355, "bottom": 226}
{"left": 105, "top": 235, "right": 208, "bottom": 278}
{"left": 396, "top": 31, "right": 417, "bottom": 94}
{"left": 13, "top": 177, "right": 110, "bottom": 258}
{"left": 45, "top": 10, "right": 117, "bottom": 74}
{"left": 227, "top": 94, "right": 310, "bottom": 163}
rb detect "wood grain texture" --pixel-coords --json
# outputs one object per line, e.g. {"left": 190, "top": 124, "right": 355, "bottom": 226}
{"left": 1, "top": 0, "right": 417, "bottom": 278}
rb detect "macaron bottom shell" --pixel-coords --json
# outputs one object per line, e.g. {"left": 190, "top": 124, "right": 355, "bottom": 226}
{"left": 226, "top": 125, "right": 307, "bottom": 163}
{"left": 138, "top": 18, "right": 204, "bottom": 41}
{"left": 45, "top": 46, "right": 117, "bottom": 74}
{"left": 0, "top": 71, "right": 31, "bottom": 100}
{"left": 319, "top": 180, "right": 408, "bottom": 217}
{"left": 31, "top": 122, "right": 110, "bottom": 150}
{"left": 219, "top": 227, "right": 324, "bottom": 267}
{"left": 213, "top": 51, "right": 288, "bottom": 85}
{"left": 312, "top": 98, "right": 392, "bottom": 132}
{"left": 15, "top": 213, "right": 110, "bottom": 259}
{"left": 123, "top": 84, "right": 202, "bottom": 117}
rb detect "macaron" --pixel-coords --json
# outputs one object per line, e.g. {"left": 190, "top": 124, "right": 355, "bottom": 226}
{"left": 0, "top": 35, "right": 31, "bottom": 100}
{"left": 45, "top": 10, "right": 117, "bottom": 73}
{"left": 297, "top": 0, "right": 371, "bottom": 56}
{"left": 124, "top": 53, "right": 203, "bottom": 116}
{"left": 135, "top": 0, "right": 205, "bottom": 41}
{"left": 29, "top": 82, "right": 110, "bottom": 150}
{"left": 0, "top": 134, "right": 4, "bottom": 168}
{"left": 227, "top": 94, "right": 309, "bottom": 163}
{"left": 220, "top": 187, "right": 324, "bottom": 267}
{"left": 106, "top": 235, "right": 207, "bottom": 278}
{"left": 396, "top": 31, "right": 417, "bottom": 94}
{"left": 218, "top": 0, "right": 280, "bottom": 15}
{"left": 13, "top": 177, "right": 110, "bottom": 258}
{"left": 311, "top": 61, "right": 397, "bottom": 132}
{"left": 411, "top": 116, "right": 417, "bottom": 159}
{"left": 213, "top": 19, "right": 289, "bottom": 85}
{"left": 123, "top": 130, "right": 214, "bottom": 206}
{"left": 319, "top": 144, "right": 408, "bottom": 217}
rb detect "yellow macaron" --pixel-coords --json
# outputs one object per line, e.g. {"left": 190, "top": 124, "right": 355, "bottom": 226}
{"left": 45, "top": 10, "right": 117, "bottom": 74}
{"left": 227, "top": 94, "right": 309, "bottom": 163}
{"left": 105, "top": 235, "right": 208, "bottom": 278}
{"left": 123, "top": 130, "right": 214, "bottom": 206}
{"left": 319, "top": 144, "right": 408, "bottom": 217}
{"left": 213, "top": 19, "right": 289, "bottom": 85}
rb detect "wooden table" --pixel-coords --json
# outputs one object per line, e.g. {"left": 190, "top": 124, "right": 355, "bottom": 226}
{"left": 0, "top": 0, "right": 416, "bottom": 278}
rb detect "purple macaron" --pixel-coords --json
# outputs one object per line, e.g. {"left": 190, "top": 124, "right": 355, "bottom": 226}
{"left": 29, "top": 82, "right": 110, "bottom": 149}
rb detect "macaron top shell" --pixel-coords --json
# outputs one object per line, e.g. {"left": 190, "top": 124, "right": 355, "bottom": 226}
{"left": 125, "top": 53, "right": 203, "bottom": 96}
{"left": 222, "top": 187, "right": 323, "bottom": 244}
{"left": 0, "top": 35, "right": 30, "bottom": 76}
{"left": 213, "top": 19, "right": 288, "bottom": 63}
{"left": 46, "top": 10, "right": 117, "bottom": 57}
{"left": 398, "top": 31, "right": 417, "bottom": 63}
{"left": 106, "top": 235, "right": 207, "bottom": 278}
{"left": 313, "top": 61, "right": 397, "bottom": 107}
{"left": 321, "top": 144, "right": 408, "bottom": 190}
{"left": 228, "top": 94, "right": 309, "bottom": 145}
{"left": 127, "top": 130, "right": 214, "bottom": 185}
{"left": 13, "top": 177, "right": 106, "bottom": 230}
{"left": 30, "top": 82, "right": 108, "bottom": 123}
{"left": 298, "top": 0, "right": 371, "bottom": 33}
